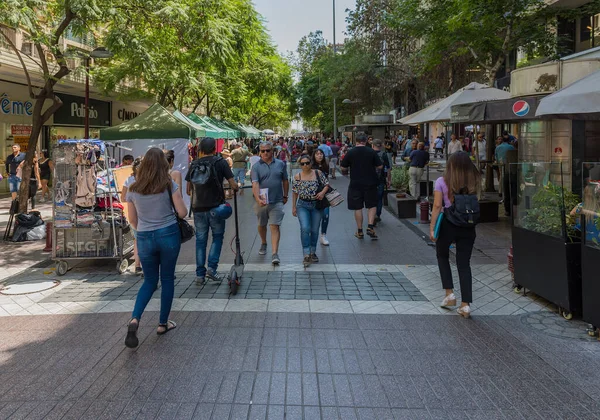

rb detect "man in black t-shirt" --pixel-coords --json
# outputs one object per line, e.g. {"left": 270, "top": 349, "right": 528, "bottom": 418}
{"left": 185, "top": 138, "right": 237, "bottom": 284}
{"left": 340, "top": 133, "right": 383, "bottom": 240}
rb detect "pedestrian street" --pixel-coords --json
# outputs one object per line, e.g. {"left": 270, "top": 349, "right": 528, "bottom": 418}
{"left": 1, "top": 176, "right": 599, "bottom": 419}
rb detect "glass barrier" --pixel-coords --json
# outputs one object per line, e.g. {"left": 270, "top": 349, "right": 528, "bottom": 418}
{"left": 580, "top": 163, "right": 600, "bottom": 249}
{"left": 511, "top": 161, "right": 580, "bottom": 241}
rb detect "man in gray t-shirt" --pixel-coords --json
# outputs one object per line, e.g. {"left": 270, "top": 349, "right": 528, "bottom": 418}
{"left": 250, "top": 141, "right": 289, "bottom": 265}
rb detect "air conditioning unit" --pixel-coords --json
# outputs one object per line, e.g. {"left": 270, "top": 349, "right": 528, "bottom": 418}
{"left": 21, "top": 41, "right": 33, "bottom": 56}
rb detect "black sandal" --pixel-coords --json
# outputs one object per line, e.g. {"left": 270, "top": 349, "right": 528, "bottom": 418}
{"left": 125, "top": 319, "right": 139, "bottom": 348}
{"left": 157, "top": 320, "right": 177, "bottom": 335}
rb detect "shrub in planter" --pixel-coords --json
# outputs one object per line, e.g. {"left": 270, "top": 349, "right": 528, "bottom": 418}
{"left": 522, "top": 182, "right": 580, "bottom": 241}
{"left": 391, "top": 165, "right": 410, "bottom": 194}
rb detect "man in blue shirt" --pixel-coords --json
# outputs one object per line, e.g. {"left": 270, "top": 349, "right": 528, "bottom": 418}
{"left": 318, "top": 139, "right": 332, "bottom": 159}
{"left": 495, "top": 137, "right": 516, "bottom": 216}
{"left": 251, "top": 141, "right": 289, "bottom": 265}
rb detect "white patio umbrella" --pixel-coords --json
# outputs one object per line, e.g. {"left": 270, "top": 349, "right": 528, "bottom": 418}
{"left": 536, "top": 70, "right": 600, "bottom": 119}
{"left": 262, "top": 129, "right": 275, "bottom": 135}
{"left": 402, "top": 82, "right": 511, "bottom": 125}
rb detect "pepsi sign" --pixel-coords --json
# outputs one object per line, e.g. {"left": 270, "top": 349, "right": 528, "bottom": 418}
{"left": 512, "top": 100, "right": 530, "bottom": 117}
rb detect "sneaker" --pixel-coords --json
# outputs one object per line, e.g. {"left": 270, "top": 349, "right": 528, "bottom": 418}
{"left": 206, "top": 270, "right": 224, "bottom": 283}
{"left": 374, "top": 216, "right": 382, "bottom": 223}
{"left": 303, "top": 255, "right": 312, "bottom": 267}
{"left": 440, "top": 293, "right": 457, "bottom": 308}
{"left": 320, "top": 234, "right": 330, "bottom": 246}
{"left": 457, "top": 305, "right": 471, "bottom": 318}
{"left": 134, "top": 267, "right": 143, "bottom": 276}
{"left": 196, "top": 276, "right": 206, "bottom": 285}
{"left": 366, "top": 227, "right": 378, "bottom": 240}
{"left": 311, "top": 253, "right": 319, "bottom": 263}
{"left": 272, "top": 253, "right": 280, "bottom": 265}
{"left": 258, "top": 243, "right": 267, "bottom": 255}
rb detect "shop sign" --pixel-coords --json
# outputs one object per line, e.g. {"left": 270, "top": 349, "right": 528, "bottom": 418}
{"left": 11, "top": 124, "right": 32, "bottom": 136}
{"left": 117, "top": 108, "right": 139, "bottom": 122}
{"left": 512, "top": 100, "right": 531, "bottom": 117}
{"left": 0, "top": 93, "right": 34, "bottom": 116}
{"left": 53, "top": 93, "right": 111, "bottom": 126}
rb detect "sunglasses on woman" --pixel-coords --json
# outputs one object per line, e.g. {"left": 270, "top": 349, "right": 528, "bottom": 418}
{"left": 299, "top": 161, "right": 311, "bottom": 166}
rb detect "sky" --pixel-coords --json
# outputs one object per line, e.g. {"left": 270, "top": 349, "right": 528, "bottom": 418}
{"left": 252, "top": 0, "right": 357, "bottom": 55}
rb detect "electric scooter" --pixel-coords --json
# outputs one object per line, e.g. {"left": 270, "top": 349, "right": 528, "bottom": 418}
{"left": 228, "top": 191, "right": 244, "bottom": 295}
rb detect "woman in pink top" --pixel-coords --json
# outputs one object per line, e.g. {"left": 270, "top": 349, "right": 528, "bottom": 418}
{"left": 429, "top": 152, "right": 480, "bottom": 318}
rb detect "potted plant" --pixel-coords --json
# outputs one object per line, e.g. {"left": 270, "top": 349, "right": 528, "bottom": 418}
{"left": 513, "top": 170, "right": 582, "bottom": 319}
{"left": 387, "top": 165, "right": 417, "bottom": 218}
{"left": 391, "top": 165, "right": 410, "bottom": 198}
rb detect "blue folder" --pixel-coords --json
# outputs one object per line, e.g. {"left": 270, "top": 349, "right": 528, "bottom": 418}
{"left": 434, "top": 213, "right": 444, "bottom": 239}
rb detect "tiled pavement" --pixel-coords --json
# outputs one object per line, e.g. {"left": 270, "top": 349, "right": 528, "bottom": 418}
{"left": 0, "top": 312, "right": 599, "bottom": 419}
{"left": 2, "top": 176, "right": 600, "bottom": 419}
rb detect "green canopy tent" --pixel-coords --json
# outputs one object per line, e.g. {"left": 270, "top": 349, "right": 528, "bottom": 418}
{"left": 217, "top": 119, "right": 245, "bottom": 139}
{"left": 186, "top": 114, "right": 227, "bottom": 138}
{"left": 173, "top": 111, "right": 222, "bottom": 139}
{"left": 190, "top": 115, "right": 234, "bottom": 139}
{"left": 245, "top": 124, "right": 263, "bottom": 138}
{"left": 226, "top": 121, "right": 251, "bottom": 138}
{"left": 101, "top": 103, "right": 202, "bottom": 140}
{"left": 203, "top": 116, "right": 239, "bottom": 139}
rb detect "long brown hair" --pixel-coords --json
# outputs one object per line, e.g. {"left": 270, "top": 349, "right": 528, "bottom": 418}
{"left": 311, "top": 149, "right": 328, "bottom": 173}
{"left": 129, "top": 148, "right": 171, "bottom": 195}
{"left": 443, "top": 151, "right": 480, "bottom": 199}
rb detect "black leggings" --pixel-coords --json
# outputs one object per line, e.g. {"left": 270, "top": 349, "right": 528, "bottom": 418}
{"left": 436, "top": 218, "right": 476, "bottom": 303}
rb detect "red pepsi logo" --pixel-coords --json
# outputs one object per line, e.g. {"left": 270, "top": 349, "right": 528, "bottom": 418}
{"left": 513, "top": 100, "right": 530, "bottom": 117}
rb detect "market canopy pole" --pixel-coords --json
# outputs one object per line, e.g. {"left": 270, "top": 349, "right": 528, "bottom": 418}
{"left": 332, "top": 0, "right": 338, "bottom": 141}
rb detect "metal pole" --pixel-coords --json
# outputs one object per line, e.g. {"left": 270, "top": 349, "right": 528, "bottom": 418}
{"left": 85, "top": 57, "right": 90, "bottom": 139}
{"left": 332, "top": 0, "right": 337, "bottom": 141}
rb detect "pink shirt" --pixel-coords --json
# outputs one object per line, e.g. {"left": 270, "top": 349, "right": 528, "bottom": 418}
{"left": 434, "top": 177, "right": 452, "bottom": 208}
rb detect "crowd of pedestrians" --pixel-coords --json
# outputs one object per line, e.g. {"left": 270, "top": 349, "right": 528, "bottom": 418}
{"left": 120, "top": 129, "right": 509, "bottom": 347}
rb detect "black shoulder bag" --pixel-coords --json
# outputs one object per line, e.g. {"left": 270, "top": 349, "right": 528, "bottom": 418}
{"left": 167, "top": 186, "right": 195, "bottom": 243}
{"left": 314, "top": 170, "right": 330, "bottom": 210}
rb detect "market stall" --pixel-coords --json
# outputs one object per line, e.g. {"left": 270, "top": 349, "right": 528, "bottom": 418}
{"left": 100, "top": 103, "right": 198, "bottom": 207}
{"left": 52, "top": 139, "right": 134, "bottom": 275}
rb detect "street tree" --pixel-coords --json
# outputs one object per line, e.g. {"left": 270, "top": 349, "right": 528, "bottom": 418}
{"left": 0, "top": 0, "right": 119, "bottom": 212}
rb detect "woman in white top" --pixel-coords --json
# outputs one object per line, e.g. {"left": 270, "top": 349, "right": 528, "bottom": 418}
{"left": 165, "top": 149, "right": 183, "bottom": 194}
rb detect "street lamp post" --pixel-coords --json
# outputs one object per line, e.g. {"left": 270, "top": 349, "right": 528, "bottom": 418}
{"left": 332, "top": 0, "right": 337, "bottom": 142}
{"left": 85, "top": 47, "right": 113, "bottom": 139}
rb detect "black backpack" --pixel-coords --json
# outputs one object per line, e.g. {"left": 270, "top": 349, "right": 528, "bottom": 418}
{"left": 189, "top": 156, "right": 224, "bottom": 210}
{"left": 445, "top": 190, "right": 480, "bottom": 227}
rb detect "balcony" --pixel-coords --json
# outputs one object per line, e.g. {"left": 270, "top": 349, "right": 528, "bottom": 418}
{"left": 63, "top": 29, "right": 96, "bottom": 49}
{"left": 511, "top": 54, "right": 600, "bottom": 96}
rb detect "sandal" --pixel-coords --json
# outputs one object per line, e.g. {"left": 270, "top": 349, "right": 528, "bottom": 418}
{"left": 157, "top": 320, "right": 177, "bottom": 335}
{"left": 125, "top": 319, "right": 139, "bottom": 348}
{"left": 354, "top": 231, "right": 364, "bottom": 239}
{"left": 366, "top": 228, "right": 378, "bottom": 240}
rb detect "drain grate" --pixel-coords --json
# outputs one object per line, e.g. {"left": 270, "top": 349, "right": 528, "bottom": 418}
{"left": 521, "top": 311, "right": 596, "bottom": 341}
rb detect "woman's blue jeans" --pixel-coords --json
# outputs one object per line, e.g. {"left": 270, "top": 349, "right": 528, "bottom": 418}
{"left": 296, "top": 199, "right": 323, "bottom": 255}
{"left": 132, "top": 223, "right": 181, "bottom": 324}
{"left": 321, "top": 206, "right": 329, "bottom": 235}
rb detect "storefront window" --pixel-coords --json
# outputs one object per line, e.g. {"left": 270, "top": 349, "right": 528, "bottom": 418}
{"left": 50, "top": 126, "right": 101, "bottom": 149}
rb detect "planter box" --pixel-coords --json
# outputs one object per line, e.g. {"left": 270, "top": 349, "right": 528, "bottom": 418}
{"left": 512, "top": 226, "right": 582, "bottom": 315}
{"left": 387, "top": 193, "right": 417, "bottom": 218}
{"left": 582, "top": 245, "right": 600, "bottom": 328}
{"left": 383, "top": 189, "right": 396, "bottom": 207}
{"left": 479, "top": 200, "right": 499, "bottom": 223}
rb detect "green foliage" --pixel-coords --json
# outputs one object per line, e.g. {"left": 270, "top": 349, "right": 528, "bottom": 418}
{"left": 522, "top": 183, "right": 580, "bottom": 241}
{"left": 95, "top": 0, "right": 296, "bottom": 129}
{"left": 391, "top": 165, "right": 410, "bottom": 193}
{"left": 387, "top": 0, "right": 557, "bottom": 84}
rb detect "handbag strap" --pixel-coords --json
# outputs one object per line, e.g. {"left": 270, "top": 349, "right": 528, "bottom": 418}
{"left": 166, "top": 185, "right": 181, "bottom": 220}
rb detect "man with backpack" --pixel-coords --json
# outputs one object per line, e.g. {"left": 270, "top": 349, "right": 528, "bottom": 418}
{"left": 186, "top": 137, "right": 238, "bottom": 284}
{"left": 372, "top": 139, "right": 391, "bottom": 225}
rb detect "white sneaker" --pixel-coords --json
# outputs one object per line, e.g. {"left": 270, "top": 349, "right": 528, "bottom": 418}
{"left": 457, "top": 305, "right": 471, "bottom": 318}
{"left": 320, "top": 234, "right": 330, "bottom": 246}
{"left": 440, "top": 293, "right": 457, "bottom": 308}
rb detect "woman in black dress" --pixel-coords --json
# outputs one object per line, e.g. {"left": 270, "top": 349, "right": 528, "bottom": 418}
{"left": 39, "top": 149, "right": 54, "bottom": 202}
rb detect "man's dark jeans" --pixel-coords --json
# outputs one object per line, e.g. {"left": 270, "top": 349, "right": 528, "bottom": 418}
{"left": 376, "top": 184, "right": 385, "bottom": 217}
{"left": 194, "top": 210, "right": 226, "bottom": 278}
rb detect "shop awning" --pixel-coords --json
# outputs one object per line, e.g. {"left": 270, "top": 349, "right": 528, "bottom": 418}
{"left": 450, "top": 95, "right": 546, "bottom": 123}
{"left": 172, "top": 110, "right": 208, "bottom": 138}
{"left": 100, "top": 103, "right": 196, "bottom": 140}
{"left": 402, "top": 82, "right": 511, "bottom": 125}
{"left": 187, "top": 114, "right": 227, "bottom": 138}
{"left": 535, "top": 70, "right": 600, "bottom": 119}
